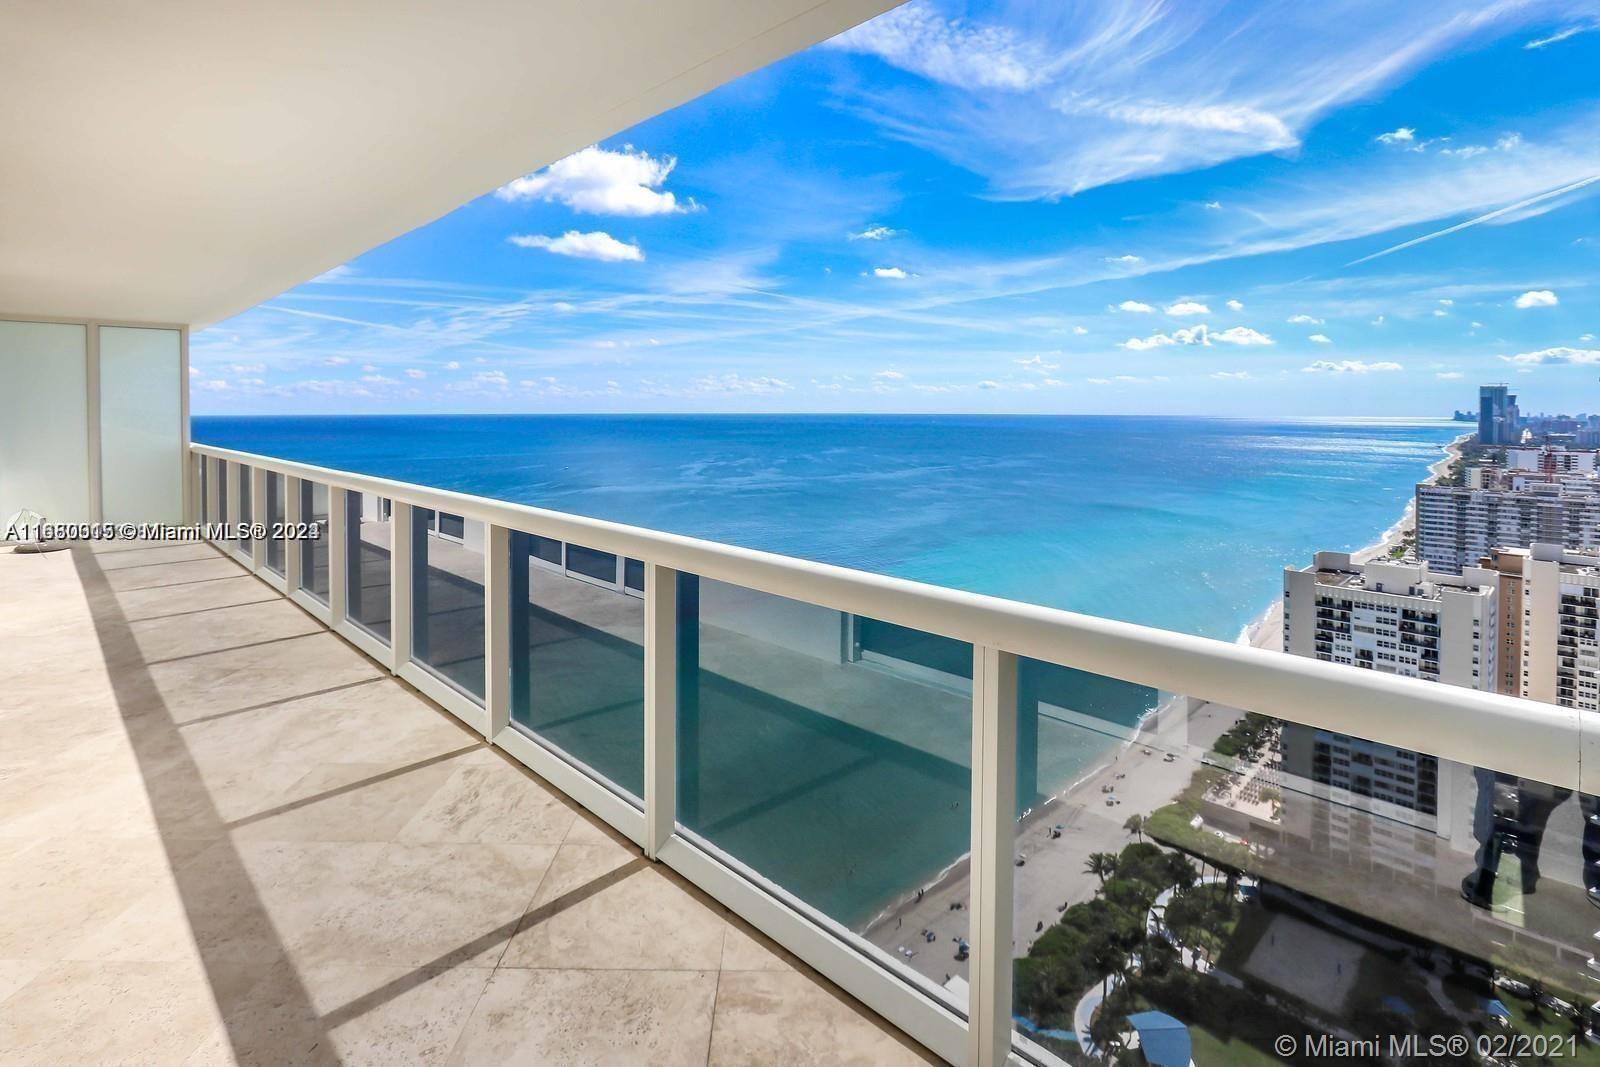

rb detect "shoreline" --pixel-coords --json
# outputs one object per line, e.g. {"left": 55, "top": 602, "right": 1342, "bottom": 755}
{"left": 862, "top": 430, "right": 1472, "bottom": 986}
{"left": 1236, "top": 430, "right": 1468, "bottom": 653}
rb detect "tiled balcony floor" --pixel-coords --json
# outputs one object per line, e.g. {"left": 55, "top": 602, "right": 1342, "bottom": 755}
{"left": 0, "top": 540, "right": 936, "bottom": 1065}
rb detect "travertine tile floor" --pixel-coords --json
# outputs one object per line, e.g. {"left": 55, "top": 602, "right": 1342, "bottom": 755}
{"left": 0, "top": 540, "right": 938, "bottom": 1065}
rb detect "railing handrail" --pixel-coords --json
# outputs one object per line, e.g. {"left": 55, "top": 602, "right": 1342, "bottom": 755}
{"left": 190, "top": 441, "right": 1590, "bottom": 789}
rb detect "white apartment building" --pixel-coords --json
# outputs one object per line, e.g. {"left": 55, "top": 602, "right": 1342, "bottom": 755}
{"left": 1415, "top": 478, "right": 1600, "bottom": 573}
{"left": 1281, "top": 553, "right": 1498, "bottom": 838}
{"left": 1479, "top": 544, "right": 1600, "bottom": 711}
{"left": 1504, "top": 445, "right": 1599, "bottom": 475}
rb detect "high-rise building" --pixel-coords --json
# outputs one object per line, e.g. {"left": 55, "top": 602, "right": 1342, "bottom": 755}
{"left": 1479, "top": 384, "right": 1517, "bottom": 445}
{"left": 1478, "top": 544, "right": 1600, "bottom": 710}
{"left": 1415, "top": 477, "right": 1600, "bottom": 573}
{"left": 1280, "top": 553, "right": 1498, "bottom": 834}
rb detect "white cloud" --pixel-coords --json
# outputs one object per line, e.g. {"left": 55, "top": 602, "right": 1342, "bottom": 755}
{"left": 827, "top": 3, "right": 1044, "bottom": 91}
{"left": 1500, "top": 346, "right": 1600, "bottom": 365}
{"left": 496, "top": 145, "right": 691, "bottom": 216}
{"left": 1164, "top": 300, "right": 1210, "bottom": 316}
{"left": 1226, "top": 299, "right": 1244, "bottom": 311}
{"left": 360, "top": 373, "right": 398, "bottom": 385}
{"left": 445, "top": 360, "right": 461, "bottom": 370}
{"left": 1106, "top": 254, "right": 1143, "bottom": 265}
{"left": 1438, "top": 298, "right": 1454, "bottom": 306}
{"left": 1436, "top": 371, "right": 1464, "bottom": 379}
{"left": 323, "top": 356, "right": 348, "bottom": 366}
{"left": 1204, "top": 201, "right": 1223, "bottom": 211}
{"left": 1121, "top": 325, "right": 1210, "bottom": 351}
{"left": 1525, "top": 23, "right": 1598, "bottom": 49}
{"left": 690, "top": 373, "right": 793, "bottom": 395}
{"left": 1514, "top": 289, "right": 1558, "bottom": 308}
{"left": 850, "top": 224, "right": 901, "bottom": 241}
{"left": 1213, "top": 326, "right": 1274, "bottom": 346}
{"left": 473, "top": 370, "right": 509, "bottom": 388}
{"left": 1376, "top": 127, "right": 1417, "bottom": 145}
{"left": 1287, "top": 313, "right": 1323, "bottom": 325}
{"left": 1014, "top": 354, "right": 1060, "bottom": 372}
{"left": 196, "top": 379, "right": 230, "bottom": 392}
{"left": 1114, "top": 300, "right": 1155, "bottom": 313}
{"left": 1302, "top": 360, "right": 1403, "bottom": 374}
{"left": 1120, "top": 323, "right": 1273, "bottom": 350}
{"left": 1309, "top": 333, "right": 1332, "bottom": 344}
{"left": 873, "top": 369, "right": 906, "bottom": 380}
{"left": 1211, "top": 370, "right": 1252, "bottom": 380}
{"left": 509, "top": 231, "right": 643, "bottom": 262}
{"left": 822, "top": 2, "right": 1577, "bottom": 202}
{"left": 405, "top": 368, "right": 426, "bottom": 379}
{"left": 978, "top": 380, "right": 1000, "bottom": 389}
{"left": 1432, "top": 309, "right": 1449, "bottom": 317}
{"left": 873, "top": 266, "right": 909, "bottom": 279}
{"left": 1072, "top": 325, "right": 1088, "bottom": 335}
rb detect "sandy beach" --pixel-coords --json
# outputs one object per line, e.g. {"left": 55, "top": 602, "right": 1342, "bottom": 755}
{"left": 861, "top": 430, "right": 1471, "bottom": 991}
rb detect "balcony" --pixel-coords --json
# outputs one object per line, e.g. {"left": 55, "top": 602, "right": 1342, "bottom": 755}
{"left": 2, "top": 546, "right": 938, "bottom": 1065}
{"left": 9, "top": 444, "right": 1600, "bottom": 1065}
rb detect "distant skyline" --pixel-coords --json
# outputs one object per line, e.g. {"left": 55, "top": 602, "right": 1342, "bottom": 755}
{"left": 193, "top": 0, "right": 1600, "bottom": 417}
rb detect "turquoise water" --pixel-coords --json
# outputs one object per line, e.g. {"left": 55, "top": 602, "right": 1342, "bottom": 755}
{"left": 193, "top": 414, "right": 1459, "bottom": 923}
{"left": 193, "top": 414, "right": 1458, "bottom": 639}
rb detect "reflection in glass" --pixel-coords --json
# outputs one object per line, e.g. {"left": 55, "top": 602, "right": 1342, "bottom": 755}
{"left": 410, "top": 508, "right": 485, "bottom": 701}
{"left": 344, "top": 491, "right": 391, "bottom": 643}
{"left": 1004, "top": 663, "right": 1594, "bottom": 1066}
{"left": 263, "top": 472, "right": 285, "bottom": 575}
{"left": 676, "top": 582, "right": 973, "bottom": 988}
{"left": 236, "top": 463, "right": 252, "bottom": 554}
{"left": 298, "top": 481, "right": 329, "bottom": 603}
{"left": 509, "top": 532, "right": 645, "bottom": 799}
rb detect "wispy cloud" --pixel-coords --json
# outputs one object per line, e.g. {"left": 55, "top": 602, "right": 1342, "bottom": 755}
{"left": 1525, "top": 22, "right": 1600, "bottom": 49}
{"left": 824, "top": 0, "right": 1545, "bottom": 198}
{"left": 1500, "top": 346, "right": 1600, "bottom": 364}
{"left": 850, "top": 225, "right": 902, "bottom": 240}
{"left": 1303, "top": 359, "right": 1403, "bottom": 373}
{"left": 1347, "top": 173, "right": 1600, "bottom": 266}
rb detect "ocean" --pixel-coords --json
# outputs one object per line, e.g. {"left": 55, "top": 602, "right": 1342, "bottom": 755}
{"left": 193, "top": 413, "right": 1460, "bottom": 924}
{"left": 192, "top": 414, "right": 1459, "bottom": 639}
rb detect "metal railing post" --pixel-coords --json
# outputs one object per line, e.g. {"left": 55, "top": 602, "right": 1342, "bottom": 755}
{"left": 485, "top": 524, "right": 511, "bottom": 741}
{"left": 968, "top": 645, "right": 1017, "bottom": 1067}
{"left": 644, "top": 562, "right": 679, "bottom": 859}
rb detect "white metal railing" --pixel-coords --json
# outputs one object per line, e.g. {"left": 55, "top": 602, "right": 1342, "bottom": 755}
{"left": 187, "top": 442, "right": 1595, "bottom": 1067}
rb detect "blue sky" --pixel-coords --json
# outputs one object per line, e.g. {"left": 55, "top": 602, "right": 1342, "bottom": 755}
{"left": 193, "top": 0, "right": 1600, "bottom": 417}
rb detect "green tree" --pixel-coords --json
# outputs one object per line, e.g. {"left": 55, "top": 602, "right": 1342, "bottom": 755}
{"left": 1123, "top": 814, "right": 1145, "bottom": 843}
{"left": 1085, "top": 852, "right": 1119, "bottom": 884}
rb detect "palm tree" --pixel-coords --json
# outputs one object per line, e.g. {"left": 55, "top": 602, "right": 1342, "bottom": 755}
{"left": 1085, "top": 852, "right": 1119, "bottom": 884}
{"left": 1123, "top": 814, "right": 1145, "bottom": 842}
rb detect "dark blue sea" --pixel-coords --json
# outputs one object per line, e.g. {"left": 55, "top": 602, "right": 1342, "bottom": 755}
{"left": 192, "top": 413, "right": 1460, "bottom": 641}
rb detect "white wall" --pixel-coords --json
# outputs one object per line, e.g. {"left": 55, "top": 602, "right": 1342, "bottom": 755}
{"left": 0, "top": 320, "right": 90, "bottom": 522}
{"left": 100, "top": 326, "right": 183, "bottom": 522}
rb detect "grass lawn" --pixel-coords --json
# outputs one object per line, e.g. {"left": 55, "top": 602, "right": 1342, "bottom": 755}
{"left": 1187, "top": 1024, "right": 1284, "bottom": 1067}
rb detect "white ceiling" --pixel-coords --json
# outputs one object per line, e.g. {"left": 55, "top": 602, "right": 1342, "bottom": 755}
{"left": 1, "top": 0, "right": 897, "bottom": 327}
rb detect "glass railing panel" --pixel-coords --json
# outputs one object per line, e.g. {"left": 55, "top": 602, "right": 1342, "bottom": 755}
{"left": 263, "top": 471, "right": 285, "bottom": 575}
{"left": 1006, "top": 662, "right": 1592, "bottom": 1066}
{"left": 344, "top": 491, "right": 391, "bottom": 643}
{"left": 508, "top": 532, "right": 644, "bottom": 799}
{"left": 410, "top": 508, "right": 485, "bottom": 702}
{"left": 235, "top": 463, "right": 253, "bottom": 554}
{"left": 215, "top": 460, "right": 228, "bottom": 539}
{"left": 298, "top": 480, "right": 329, "bottom": 603}
{"left": 675, "top": 580, "right": 973, "bottom": 1004}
